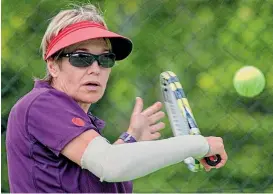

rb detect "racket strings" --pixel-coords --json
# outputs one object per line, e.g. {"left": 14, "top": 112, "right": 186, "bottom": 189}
{"left": 160, "top": 71, "right": 204, "bottom": 172}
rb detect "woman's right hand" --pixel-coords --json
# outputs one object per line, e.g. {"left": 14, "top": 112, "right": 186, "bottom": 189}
{"left": 200, "top": 136, "right": 228, "bottom": 171}
{"left": 127, "top": 97, "right": 166, "bottom": 141}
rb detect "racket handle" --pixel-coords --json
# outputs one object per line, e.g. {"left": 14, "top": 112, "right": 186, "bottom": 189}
{"left": 204, "top": 154, "right": 221, "bottom": 166}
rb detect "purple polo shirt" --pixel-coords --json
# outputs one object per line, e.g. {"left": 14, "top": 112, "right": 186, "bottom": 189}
{"left": 6, "top": 81, "right": 133, "bottom": 193}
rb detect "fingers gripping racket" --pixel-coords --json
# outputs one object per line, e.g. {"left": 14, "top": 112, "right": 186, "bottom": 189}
{"left": 160, "top": 71, "right": 221, "bottom": 172}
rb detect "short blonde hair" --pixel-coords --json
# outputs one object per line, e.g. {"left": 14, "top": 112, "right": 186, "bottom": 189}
{"left": 38, "top": 3, "right": 108, "bottom": 83}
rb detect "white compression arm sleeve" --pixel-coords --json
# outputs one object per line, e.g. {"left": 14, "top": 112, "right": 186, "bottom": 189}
{"left": 81, "top": 135, "right": 209, "bottom": 182}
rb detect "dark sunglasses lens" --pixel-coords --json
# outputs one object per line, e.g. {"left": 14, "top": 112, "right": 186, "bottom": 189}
{"left": 98, "top": 53, "right": 116, "bottom": 68}
{"left": 69, "top": 53, "right": 95, "bottom": 67}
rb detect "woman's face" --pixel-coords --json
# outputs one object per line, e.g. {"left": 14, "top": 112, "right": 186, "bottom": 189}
{"left": 50, "top": 38, "right": 112, "bottom": 105}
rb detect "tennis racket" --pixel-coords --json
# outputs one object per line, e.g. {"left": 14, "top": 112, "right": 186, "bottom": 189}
{"left": 160, "top": 71, "right": 221, "bottom": 172}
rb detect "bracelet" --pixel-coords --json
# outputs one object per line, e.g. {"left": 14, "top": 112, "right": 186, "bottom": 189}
{"left": 119, "top": 132, "right": 137, "bottom": 143}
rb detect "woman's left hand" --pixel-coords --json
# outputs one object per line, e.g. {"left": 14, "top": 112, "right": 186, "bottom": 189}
{"left": 127, "top": 97, "right": 166, "bottom": 141}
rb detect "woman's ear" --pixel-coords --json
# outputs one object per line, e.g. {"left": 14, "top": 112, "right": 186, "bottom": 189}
{"left": 47, "top": 59, "right": 60, "bottom": 78}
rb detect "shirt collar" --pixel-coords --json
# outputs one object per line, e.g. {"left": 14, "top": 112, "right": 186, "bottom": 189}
{"left": 88, "top": 112, "right": 106, "bottom": 133}
{"left": 34, "top": 81, "right": 106, "bottom": 132}
{"left": 34, "top": 80, "right": 53, "bottom": 89}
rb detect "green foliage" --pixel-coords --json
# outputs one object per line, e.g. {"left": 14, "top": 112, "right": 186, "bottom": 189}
{"left": 2, "top": 0, "right": 273, "bottom": 192}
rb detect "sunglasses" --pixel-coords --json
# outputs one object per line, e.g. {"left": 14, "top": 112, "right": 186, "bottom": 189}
{"left": 59, "top": 52, "right": 116, "bottom": 68}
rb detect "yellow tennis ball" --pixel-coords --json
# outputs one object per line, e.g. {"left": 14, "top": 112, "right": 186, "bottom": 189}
{"left": 233, "top": 66, "right": 266, "bottom": 97}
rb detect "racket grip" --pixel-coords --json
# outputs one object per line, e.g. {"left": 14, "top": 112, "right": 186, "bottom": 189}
{"left": 204, "top": 154, "right": 221, "bottom": 166}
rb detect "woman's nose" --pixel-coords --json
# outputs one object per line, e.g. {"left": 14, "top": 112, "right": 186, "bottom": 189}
{"left": 87, "top": 60, "right": 100, "bottom": 75}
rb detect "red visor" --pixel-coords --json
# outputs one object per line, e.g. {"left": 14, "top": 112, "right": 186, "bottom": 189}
{"left": 44, "top": 21, "right": 133, "bottom": 61}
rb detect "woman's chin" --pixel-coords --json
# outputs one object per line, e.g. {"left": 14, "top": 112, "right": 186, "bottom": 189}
{"left": 82, "top": 96, "right": 101, "bottom": 104}
{"left": 79, "top": 99, "right": 95, "bottom": 104}
{"left": 75, "top": 93, "right": 103, "bottom": 104}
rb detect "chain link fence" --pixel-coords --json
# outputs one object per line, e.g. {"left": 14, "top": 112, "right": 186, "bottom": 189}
{"left": 2, "top": 0, "right": 273, "bottom": 192}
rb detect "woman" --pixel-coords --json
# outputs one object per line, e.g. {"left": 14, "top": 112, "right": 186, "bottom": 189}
{"left": 6, "top": 3, "right": 228, "bottom": 193}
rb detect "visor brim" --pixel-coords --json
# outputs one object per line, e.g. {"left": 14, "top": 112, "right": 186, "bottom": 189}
{"left": 45, "top": 26, "right": 133, "bottom": 61}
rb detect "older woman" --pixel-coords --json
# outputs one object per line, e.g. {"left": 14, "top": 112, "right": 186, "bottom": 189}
{"left": 6, "top": 3, "right": 227, "bottom": 193}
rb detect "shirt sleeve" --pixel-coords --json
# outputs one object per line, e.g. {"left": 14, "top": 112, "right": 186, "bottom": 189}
{"left": 27, "top": 90, "right": 98, "bottom": 156}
